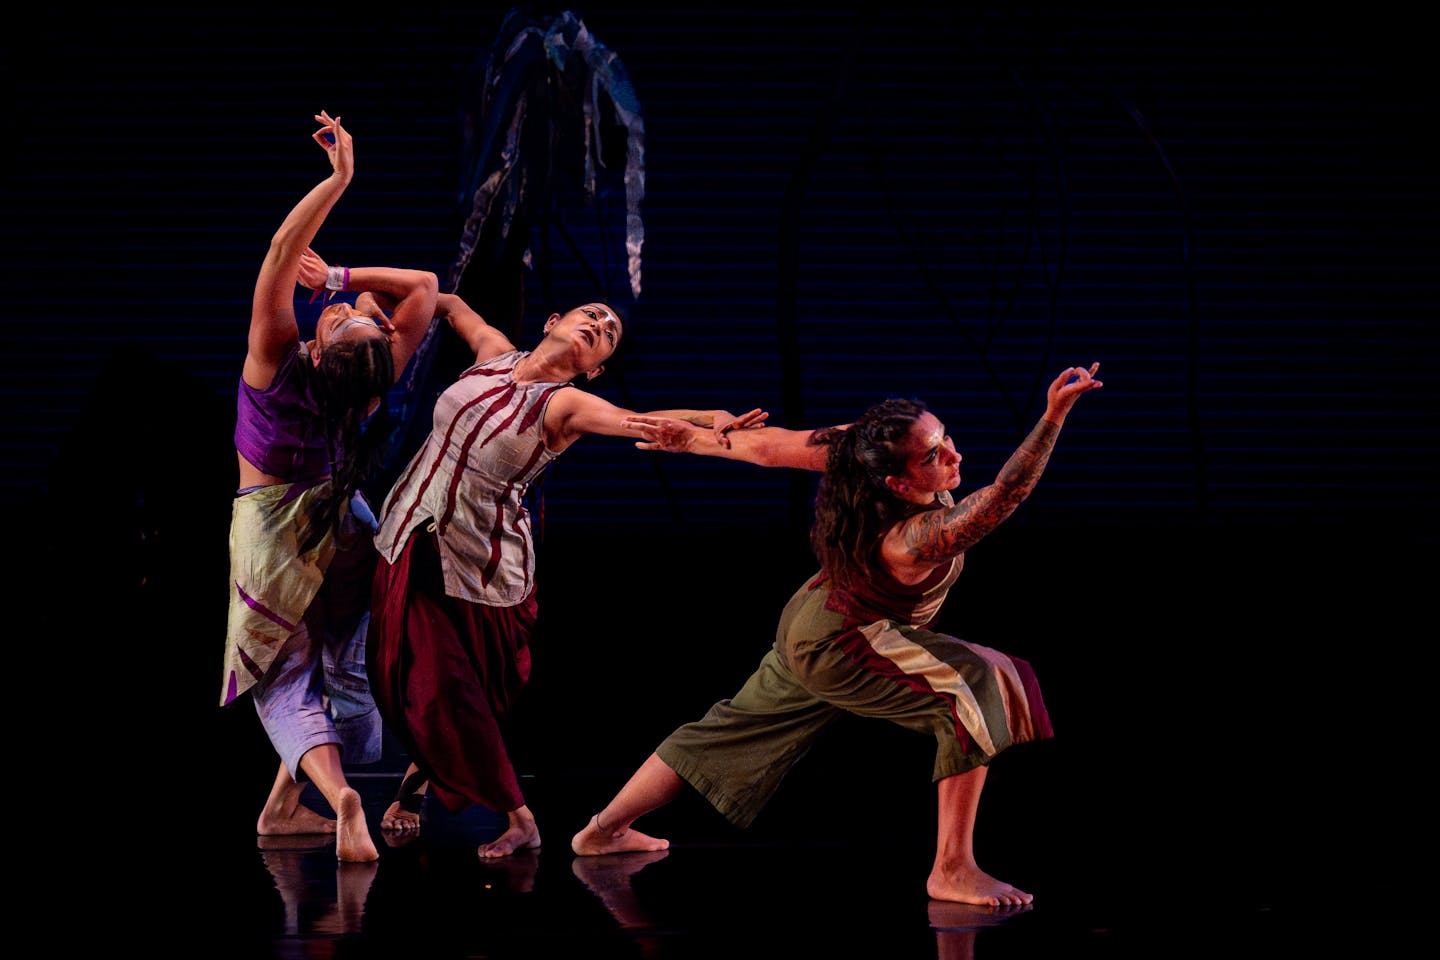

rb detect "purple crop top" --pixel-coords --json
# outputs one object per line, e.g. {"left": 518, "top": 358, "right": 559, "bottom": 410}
{"left": 234, "top": 343, "right": 332, "bottom": 482}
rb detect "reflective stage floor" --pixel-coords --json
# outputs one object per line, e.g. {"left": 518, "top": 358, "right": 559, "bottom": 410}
{"left": 121, "top": 760, "right": 1419, "bottom": 960}
{"left": 58, "top": 522, "right": 1428, "bottom": 959}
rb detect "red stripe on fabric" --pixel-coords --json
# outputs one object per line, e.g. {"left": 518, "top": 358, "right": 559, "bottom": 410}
{"left": 1009, "top": 654, "right": 1054, "bottom": 739}
{"left": 515, "top": 384, "right": 566, "bottom": 434}
{"left": 460, "top": 365, "right": 510, "bottom": 378}
{"left": 508, "top": 437, "right": 548, "bottom": 483}
{"left": 474, "top": 390, "right": 528, "bottom": 450}
{"left": 511, "top": 507, "right": 530, "bottom": 595}
{"left": 834, "top": 628, "right": 974, "bottom": 754}
{"left": 385, "top": 381, "right": 512, "bottom": 552}
{"left": 480, "top": 481, "right": 514, "bottom": 585}
{"left": 382, "top": 442, "right": 427, "bottom": 521}
{"left": 235, "top": 582, "right": 297, "bottom": 631}
{"left": 437, "top": 384, "right": 519, "bottom": 535}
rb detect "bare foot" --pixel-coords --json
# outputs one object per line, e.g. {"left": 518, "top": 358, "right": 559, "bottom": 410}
{"left": 256, "top": 770, "right": 335, "bottom": 836}
{"left": 571, "top": 814, "right": 670, "bottom": 856}
{"left": 334, "top": 787, "right": 379, "bottom": 863}
{"left": 927, "top": 898, "right": 1033, "bottom": 929}
{"left": 926, "top": 863, "right": 1032, "bottom": 906}
{"left": 381, "top": 801, "right": 422, "bottom": 833}
{"left": 478, "top": 806, "right": 542, "bottom": 859}
{"left": 257, "top": 801, "right": 337, "bottom": 837}
{"left": 381, "top": 823, "right": 421, "bottom": 850}
{"left": 382, "top": 766, "right": 427, "bottom": 834}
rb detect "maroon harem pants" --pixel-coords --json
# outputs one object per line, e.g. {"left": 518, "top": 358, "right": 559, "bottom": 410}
{"left": 368, "top": 527, "right": 536, "bottom": 814}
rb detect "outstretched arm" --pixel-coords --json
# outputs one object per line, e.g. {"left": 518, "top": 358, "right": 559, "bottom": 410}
{"left": 541, "top": 390, "right": 773, "bottom": 456}
{"left": 623, "top": 415, "right": 842, "bottom": 471}
{"left": 884, "top": 363, "right": 1103, "bottom": 569}
{"left": 636, "top": 408, "right": 769, "bottom": 449}
{"left": 246, "top": 111, "right": 352, "bottom": 383}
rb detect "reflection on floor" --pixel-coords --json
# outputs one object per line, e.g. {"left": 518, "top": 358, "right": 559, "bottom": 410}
{"left": 146, "top": 769, "right": 1416, "bottom": 960}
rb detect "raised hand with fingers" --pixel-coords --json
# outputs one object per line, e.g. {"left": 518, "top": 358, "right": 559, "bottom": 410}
{"left": 313, "top": 110, "right": 353, "bottom": 182}
{"left": 1045, "top": 362, "right": 1103, "bottom": 424}
{"left": 713, "top": 407, "right": 769, "bottom": 449}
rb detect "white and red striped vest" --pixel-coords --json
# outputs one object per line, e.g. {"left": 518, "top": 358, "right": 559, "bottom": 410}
{"left": 375, "top": 350, "right": 570, "bottom": 605}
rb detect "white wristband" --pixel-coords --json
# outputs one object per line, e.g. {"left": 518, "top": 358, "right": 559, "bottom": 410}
{"left": 325, "top": 265, "right": 348, "bottom": 292}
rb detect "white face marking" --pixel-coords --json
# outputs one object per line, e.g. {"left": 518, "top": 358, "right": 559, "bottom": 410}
{"left": 333, "top": 317, "right": 382, "bottom": 337}
{"left": 576, "top": 304, "right": 622, "bottom": 348}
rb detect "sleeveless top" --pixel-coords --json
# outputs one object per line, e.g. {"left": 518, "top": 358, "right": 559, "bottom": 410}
{"left": 223, "top": 341, "right": 349, "bottom": 705}
{"left": 234, "top": 342, "right": 330, "bottom": 482}
{"left": 375, "top": 350, "right": 570, "bottom": 605}
{"left": 821, "top": 490, "right": 963, "bottom": 628}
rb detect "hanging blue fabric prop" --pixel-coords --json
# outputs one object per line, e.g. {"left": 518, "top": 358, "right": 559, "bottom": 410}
{"left": 370, "top": 7, "right": 645, "bottom": 503}
{"left": 450, "top": 7, "right": 645, "bottom": 319}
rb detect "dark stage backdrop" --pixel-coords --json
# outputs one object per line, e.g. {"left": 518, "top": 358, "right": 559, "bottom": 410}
{"left": 8, "top": 5, "right": 1433, "bottom": 904}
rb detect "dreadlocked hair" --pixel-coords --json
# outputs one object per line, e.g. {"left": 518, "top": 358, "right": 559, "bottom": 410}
{"left": 298, "top": 337, "right": 395, "bottom": 554}
{"left": 810, "top": 398, "right": 928, "bottom": 586}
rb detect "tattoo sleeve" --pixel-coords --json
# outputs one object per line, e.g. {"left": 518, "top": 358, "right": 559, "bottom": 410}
{"left": 902, "top": 418, "right": 1061, "bottom": 562}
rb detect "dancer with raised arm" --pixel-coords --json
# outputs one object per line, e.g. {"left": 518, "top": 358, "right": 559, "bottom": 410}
{"left": 572, "top": 363, "right": 1102, "bottom": 905}
{"left": 221, "top": 111, "right": 438, "bottom": 862}
{"left": 368, "top": 289, "right": 766, "bottom": 857}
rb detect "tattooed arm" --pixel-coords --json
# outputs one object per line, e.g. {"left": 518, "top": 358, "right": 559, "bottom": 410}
{"left": 881, "top": 363, "right": 1102, "bottom": 576}
{"left": 888, "top": 418, "right": 1061, "bottom": 566}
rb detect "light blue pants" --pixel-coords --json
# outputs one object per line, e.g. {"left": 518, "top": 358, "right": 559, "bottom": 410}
{"left": 251, "top": 538, "right": 381, "bottom": 780}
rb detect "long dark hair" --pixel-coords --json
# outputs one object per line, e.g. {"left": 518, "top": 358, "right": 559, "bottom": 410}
{"left": 810, "top": 398, "right": 928, "bottom": 584}
{"left": 299, "top": 337, "right": 395, "bottom": 553}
